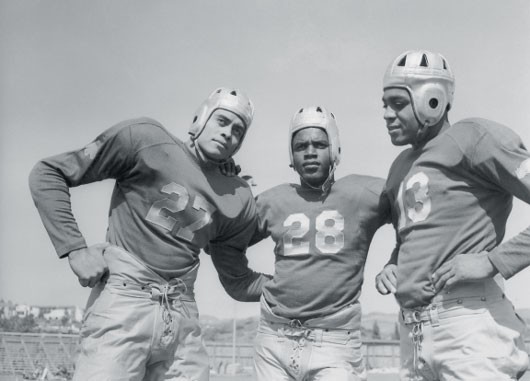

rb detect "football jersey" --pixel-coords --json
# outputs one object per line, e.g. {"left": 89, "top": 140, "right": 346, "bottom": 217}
{"left": 386, "top": 118, "right": 530, "bottom": 308}
{"left": 29, "top": 118, "right": 258, "bottom": 281}
{"left": 251, "top": 174, "right": 390, "bottom": 320}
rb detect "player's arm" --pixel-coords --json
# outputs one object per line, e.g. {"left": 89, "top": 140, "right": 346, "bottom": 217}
{"left": 367, "top": 180, "right": 399, "bottom": 295}
{"left": 207, "top": 195, "right": 272, "bottom": 302}
{"left": 208, "top": 242, "right": 272, "bottom": 302}
{"left": 376, "top": 242, "right": 399, "bottom": 295}
{"left": 432, "top": 128, "right": 530, "bottom": 290}
{"left": 28, "top": 119, "right": 139, "bottom": 286}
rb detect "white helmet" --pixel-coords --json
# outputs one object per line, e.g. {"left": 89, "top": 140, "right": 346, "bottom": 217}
{"left": 189, "top": 87, "right": 255, "bottom": 156}
{"left": 383, "top": 50, "right": 455, "bottom": 127}
{"left": 288, "top": 106, "right": 341, "bottom": 168}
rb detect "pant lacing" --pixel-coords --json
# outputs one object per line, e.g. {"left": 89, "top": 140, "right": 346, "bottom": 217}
{"left": 410, "top": 321, "right": 424, "bottom": 379}
{"left": 281, "top": 319, "right": 312, "bottom": 375}
{"left": 149, "top": 278, "right": 189, "bottom": 346}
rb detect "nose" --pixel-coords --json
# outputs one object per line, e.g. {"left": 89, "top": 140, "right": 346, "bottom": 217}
{"left": 304, "top": 144, "right": 317, "bottom": 156}
{"left": 384, "top": 106, "right": 396, "bottom": 121}
{"left": 219, "top": 124, "right": 232, "bottom": 139}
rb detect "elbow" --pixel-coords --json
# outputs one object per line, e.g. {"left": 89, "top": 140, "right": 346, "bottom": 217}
{"left": 28, "top": 161, "right": 46, "bottom": 199}
{"left": 219, "top": 273, "right": 268, "bottom": 302}
{"left": 223, "top": 285, "right": 255, "bottom": 302}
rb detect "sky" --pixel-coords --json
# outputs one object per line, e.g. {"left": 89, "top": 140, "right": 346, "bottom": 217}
{"left": 1, "top": 0, "right": 530, "bottom": 319}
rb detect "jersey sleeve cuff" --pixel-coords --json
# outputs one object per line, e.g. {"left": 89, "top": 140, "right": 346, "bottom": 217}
{"left": 487, "top": 251, "right": 513, "bottom": 280}
{"left": 57, "top": 241, "right": 88, "bottom": 259}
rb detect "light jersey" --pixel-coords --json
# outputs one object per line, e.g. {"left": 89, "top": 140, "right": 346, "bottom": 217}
{"left": 251, "top": 174, "right": 390, "bottom": 320}
{"left": 29, "top": 118, "right": 257, "bottom": 280}
{"left": 386, "top": 118, "right": 530, "bottom": 308}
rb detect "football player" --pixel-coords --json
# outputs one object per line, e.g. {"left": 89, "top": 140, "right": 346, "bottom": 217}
{"left": 245, "top": 106, "right": 390, "bottom": 380}
{"left": 376, "top": 50, "right": 530, "bottom": 380}
{"left": 29, "top": 88, "right": 270, "bottom": 381}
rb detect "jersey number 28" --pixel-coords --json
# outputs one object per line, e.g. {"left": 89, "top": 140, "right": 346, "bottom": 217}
{"left": 283, "top": 210, "right": 344, "bottom": 255}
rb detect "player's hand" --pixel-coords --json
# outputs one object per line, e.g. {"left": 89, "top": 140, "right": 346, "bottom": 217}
{"left": 67, "top": 243, "right": 110, "bottom": 288}
{"left": 219, "top": 159, "right": 241, "bottom": 177}
{"left": 431, "top": 252, "right": 498, "bottom": 291}
{"left": 375, "top": 264, "right": 397, "bottom": 295}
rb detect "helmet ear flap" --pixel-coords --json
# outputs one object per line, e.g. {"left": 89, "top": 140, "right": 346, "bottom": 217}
{"left": 189, "top": 104, "right": 210, "bottom": 139}
{"left": 414, "top": 84, "right": 449, "bottom": 126}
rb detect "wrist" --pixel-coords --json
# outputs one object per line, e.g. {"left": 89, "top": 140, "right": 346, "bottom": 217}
{"left": 67, "top": 247, "right": 87, "bottom": 260}
{"left": 485, "top": 255, "right": 498, "bottom": 277}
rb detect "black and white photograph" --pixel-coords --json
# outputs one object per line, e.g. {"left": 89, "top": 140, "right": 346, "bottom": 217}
{"left": 1, "top": 1, "right": 530, "bottom": 380}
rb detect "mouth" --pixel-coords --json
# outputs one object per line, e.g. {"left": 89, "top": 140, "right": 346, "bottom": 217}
{"left": 387, "top": 125, "right": 401, "bottom": 134}
{"left": 212, "top": 139, "right": 228, "bottom": 150}
{"left": 303, "top": 161, "right": 320, "bottom": 170}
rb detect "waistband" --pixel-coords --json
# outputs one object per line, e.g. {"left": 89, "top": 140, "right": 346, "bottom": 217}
{"left": 103, "top": 245, "right": 197, "bottom": 298}
{"left": 401, "top": 278, "right": 505, "bottom": 325}
{"left": 260, "top": 295, "right": 361, "bottom": 330}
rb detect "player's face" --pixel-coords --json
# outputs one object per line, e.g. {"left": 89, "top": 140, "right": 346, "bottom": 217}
{"left": 197, "top": 109, "right": 246, "bottom": 161}
{"left": 382, "top": 88, "right": 421, "bottom": 146}
{"left": 292, "top": 127, "right": 332, "bottom": 187}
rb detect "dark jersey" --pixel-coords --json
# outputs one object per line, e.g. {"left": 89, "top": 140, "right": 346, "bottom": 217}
{"left": 29, "top": 118, "right": 260, "bottom": 284}
{"left": 386, "top": 118, "right": 530, "bottom": 308}
{"left": 251, "top": 174, "right": 390, "bottom": 320}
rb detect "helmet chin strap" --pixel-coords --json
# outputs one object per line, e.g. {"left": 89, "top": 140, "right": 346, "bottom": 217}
{"left": 191, "top": 139, "right": 229, "bottom": 166}
{"left": 413, "top": 121, "right": 429, "bottom": 148}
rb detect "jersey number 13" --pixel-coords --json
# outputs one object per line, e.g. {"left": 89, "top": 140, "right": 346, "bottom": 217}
{"left": 396, "top": 171, "right": 431, "bottom": 230}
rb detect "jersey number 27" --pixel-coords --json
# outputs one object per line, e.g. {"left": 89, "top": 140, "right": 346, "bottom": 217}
{"left": 145, "top": 182, "right": 215, "bottom": 243}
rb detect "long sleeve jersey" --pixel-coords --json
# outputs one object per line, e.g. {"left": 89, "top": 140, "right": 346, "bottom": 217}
{"left": 29, "top": 117, "right": 267, "bottom": 300}
{"left": 251, "top": 174, "right": 390, "bottom": 320}
{"left": 386, "top": 118, "right": 530, "bottom": 308}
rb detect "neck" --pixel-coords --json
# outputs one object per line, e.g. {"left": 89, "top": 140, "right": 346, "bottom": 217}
{"left": 299, "top": 173, "right": 335, "bottom": 195}
{"left": 185, "top": 140, "right": 218, "bottom": 169}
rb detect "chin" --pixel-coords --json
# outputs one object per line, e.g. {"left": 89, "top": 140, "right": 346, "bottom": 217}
{"left": 390, "top": 137, "right": 408, "bottom": 146}
{"left": 204, "top": 147, "right": 229, "bottom": 161}
{"left": 302, "top": 175, "right": 326, "bottom": 187}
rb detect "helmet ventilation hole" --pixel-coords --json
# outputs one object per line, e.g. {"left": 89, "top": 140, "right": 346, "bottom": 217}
{"left": 230, "top": 90, "right": 237, "bottom": 96}
{"left": 442, "top": 59, "right": 447, "bottom": 69}
{"left": 316, "top": 107, "right": 322, "bottom": 113}
{"left": 192, "top": 116, "right": 198, "bottom": 123}
{"left": 298, "top": 108, "right": 304, "bottom": 113}
{"left": 420, "top": 54, "right": 429, "bottom": 67}
{"left": 397, "top": 55, "right": 407, "bottom": 66}
{"left": 331, "top": 112, "right": 335, "bottom": 119}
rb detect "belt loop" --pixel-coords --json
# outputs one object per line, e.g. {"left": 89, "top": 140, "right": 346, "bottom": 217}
{"left": 313, "top": 329, "right": 323, "bottom": 346}
{"left": 429, "top": 304, "right": 439, "bottom": 327}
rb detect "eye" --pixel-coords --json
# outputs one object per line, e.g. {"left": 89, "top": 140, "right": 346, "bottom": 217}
{"left": 217, "top": 116, "right": 229, "bottom": 126}
{"left": 233, "top": 126, "right": 244, "bottom": 138}
{"left": 293, "top": 142, "right": 306, "bottom": 151}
